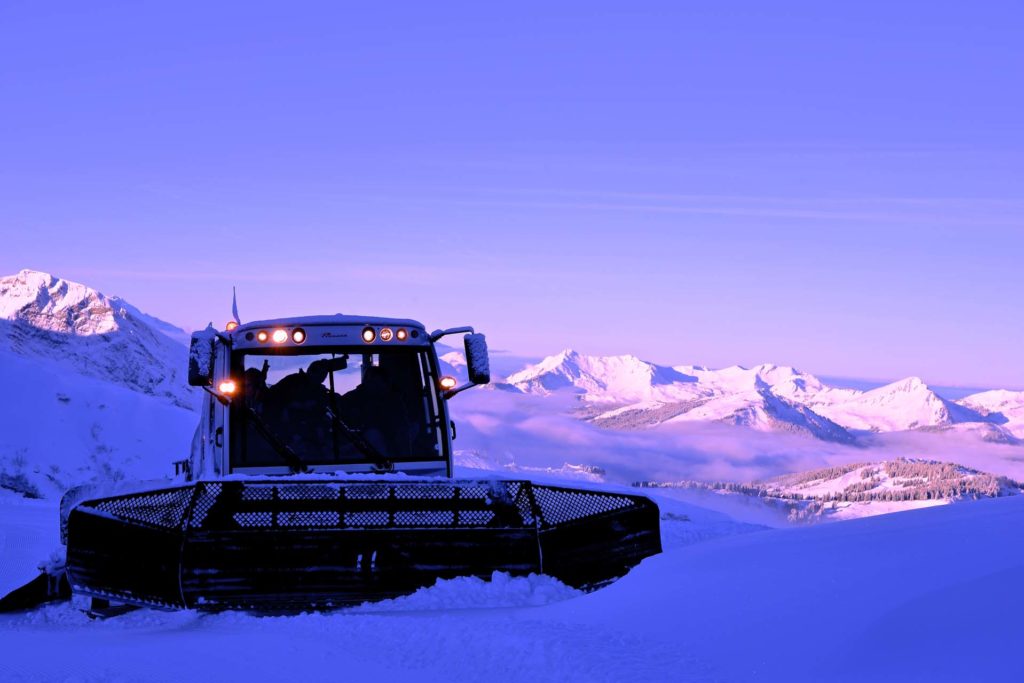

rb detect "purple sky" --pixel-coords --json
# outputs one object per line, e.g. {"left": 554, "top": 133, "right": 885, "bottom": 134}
{"left": 2, "top": 2, "right": 1021, "bottom": 388}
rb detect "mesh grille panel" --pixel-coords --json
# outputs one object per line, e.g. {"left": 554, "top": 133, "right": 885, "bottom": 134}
{"left": 394, "top": 483, "right": 454, "bottom": 500}
{"left": 278, "top": 511, "right": 340, "bottom": 527}
{"left": 279, "top": 484, "right": 338, "bottom": 501}
{"left": 234, "top": 511, "right": 274, "bottom": 527}
{"left": 394, "top": 510, "right": 455, "bottom": 526}
{"left": 91, "top": 488, "right": 193, "bottom": 530}
{"left": 344, "top": 511, "right": 390, "bottom": 527}
{"left": 191, "top": 483, "right": 221, "bottom": 528}
{"left": 345, "top": 484, "right": 390, "bottom": 500}
{"left": 513, "top": 485, "right": 535, "bottom": 525}
{"left": 458, "top": 485, "right": 490, "bottom": 500}
{"left": 78, "top": 480, "right": 644, "bottom": 534}
{"left": 241, "top": 487, "right": 274, "bottom": 501}
{"left": 531, "top": 487, "right": 633, "bottom": 526}
{"left": 458, "top": 510, "right": 495, "bottom": 526}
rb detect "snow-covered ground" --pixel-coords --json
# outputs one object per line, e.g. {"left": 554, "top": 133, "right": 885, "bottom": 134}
{"left": 0, "top": 352, "right": 198, "bottom": 498}
{"left": 0, "top": 497, "right": 57, "bottom": 600}
{"left": 1, "top": 493, "right": 1021, "bottom": 682}
{"left": 2, "top": 269, "right": 1023, "bottom": 681}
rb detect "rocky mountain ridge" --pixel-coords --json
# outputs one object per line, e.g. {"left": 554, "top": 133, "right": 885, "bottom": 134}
{"left": 0, "top": 269, "right": 194, "bottom": 409}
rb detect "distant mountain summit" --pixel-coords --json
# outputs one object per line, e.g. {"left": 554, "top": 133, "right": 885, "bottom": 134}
{"left": 505, "top": 349, "right": 700, "bottom": 403}
{"left": 812, "top": 376, "right": 987, "bottom": 432}
{"left": 959, "top": 390, "right": 1024, "bottom": 439}
{"left": 0, "top": 269, "right": 193, "bottom": 409}
{"left": 507, "top": 349, "right": 1022, "bottom": 443}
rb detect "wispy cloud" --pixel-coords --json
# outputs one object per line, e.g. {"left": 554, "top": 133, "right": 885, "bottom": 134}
{"left": 349, "top": 187, "right": 1024, "bottom": 227}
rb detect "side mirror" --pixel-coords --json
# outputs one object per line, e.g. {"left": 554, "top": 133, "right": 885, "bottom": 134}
{"left": 188, "top": 326, "right": 218, "bottom": 387}
{"left": 464, "top": 333, "right": 490, "bottom": 385}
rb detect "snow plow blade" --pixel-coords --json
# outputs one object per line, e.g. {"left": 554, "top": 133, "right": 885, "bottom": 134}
{"left": 65, "top": 480, "right": 661, "bottom": 611}
{"left": 0, "top": 571, "right": 70, "bottom": 613}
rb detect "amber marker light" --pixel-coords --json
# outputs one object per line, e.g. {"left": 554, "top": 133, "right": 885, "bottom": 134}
{"left": 379, "top": 327, "right": 394, "bottom": 342}
{"left": 396, "top": 328, "right": 408, "bottom": 341}
{"left": 218, "top": 379, "right": 237, "bottom": 395}
{"left": 362, "top": 327, "right": 376, "bottom": 343}
{"left": 225, "top": 321, "right": 239, "bottom": 331}
{"left": 271, "top": 329, "right": 288, "bottom": 344}
{"left": 256, "top": 331, "right": 269, "bottom": 343}
{"left": 291, "top": 328, "right": 306, "bottom": 344}
{"left": 440, "top": 376, "right": 458, "bottom": 390}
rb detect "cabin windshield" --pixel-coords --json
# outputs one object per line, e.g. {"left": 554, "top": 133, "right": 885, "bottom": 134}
{"left": 230, "top": 347, "right": 445, "bottom": 468}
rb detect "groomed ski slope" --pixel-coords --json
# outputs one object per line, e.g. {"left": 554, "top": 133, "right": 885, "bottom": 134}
{"left": 1, "top": 494, "right": 1021, "bottom": 682}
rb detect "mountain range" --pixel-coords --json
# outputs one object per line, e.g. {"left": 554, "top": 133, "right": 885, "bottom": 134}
{"left": 503, "top": 349, "right": 1024, "bottom": 444}
{"left": 2, "top": 269, "right": 1022, "bottom": 500}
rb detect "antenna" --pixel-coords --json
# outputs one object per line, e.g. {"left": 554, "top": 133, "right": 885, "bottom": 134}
{"left": 231, "top": 286, "right": 241, "bottom": 325}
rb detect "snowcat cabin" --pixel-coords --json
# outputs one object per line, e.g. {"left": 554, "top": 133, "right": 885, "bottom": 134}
{"left": 187, "top": 316, "right": 492, "bottom": 479}
{"left": 231, "top": 343, "right": 441, "bottom": 473}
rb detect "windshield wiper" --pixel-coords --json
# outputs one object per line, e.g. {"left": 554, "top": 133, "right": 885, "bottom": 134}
{"left": 325, "top": 408, "right": 393, "bottom": 472}
{"left": 241, "top": 404, "right": 310, "bottom": 474}
{"left": 203, "top": 387, "right": 308, "bottom": 474}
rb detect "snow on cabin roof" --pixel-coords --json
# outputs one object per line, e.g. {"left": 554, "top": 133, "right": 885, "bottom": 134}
{"left": 233, "top": 314, "right": 427, "bottom": 332}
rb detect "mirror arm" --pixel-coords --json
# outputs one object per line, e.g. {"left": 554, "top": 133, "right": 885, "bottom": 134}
{"left": 442, "top": 382, "right": 478, "bottom": 399}
{"left": 202, "top": 386, "right": 232, "bottom": 407}
{"left": 430, "top": 326, "right": 475, "bottom": 342}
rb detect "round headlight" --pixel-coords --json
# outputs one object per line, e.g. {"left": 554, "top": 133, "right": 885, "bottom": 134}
{"left": 292, "top": 328, "right": 306, "bottom": 344}
{"left": 379, "top": 327, "right": 394, "bottom": 342}
{"left": 271, "top": 329, "right": 288, "bottom": 344}
{"left": 256, "top": 331, "right": 269, "bottom": 343}
{"left": 362, "top": 327, "right": 376, "bottom": 343}
{"left": 396, "top": 328, "right": 408, "bottom": 341}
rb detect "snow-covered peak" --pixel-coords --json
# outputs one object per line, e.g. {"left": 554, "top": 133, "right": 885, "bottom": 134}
{"left": 814, "top": 376, "right": 982, "bottom": 432}
{"left": 887, "top": 376, "right": 929, "bottom": 392}
{"left": 521, "top": 348, "right": 581, "bottom": 376}
{"left": 440, "top": 350, "right": 467, "bottom": 368}
{"left": 507, "top": 349, "right": 698, "bottom": 403}
{"left": 856, "top": 377, "right": 937, "bottom": 405}
{"left": 960, "top": 389, "right": 1024, "bottom": 411}
{"left": 682, "top": 363, "right": 823, "bottom": 396}
{"left": 0, "top": 269, "right": 124, "bottom": 335}
{"left": 0, "top": 270, "right": 195, "bottom": 409}
{"left": 959, "top": 389, "right": 1024, "bottom": 438}
{"left": 662, "top": 387, "right": 855, "bottom": 443}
